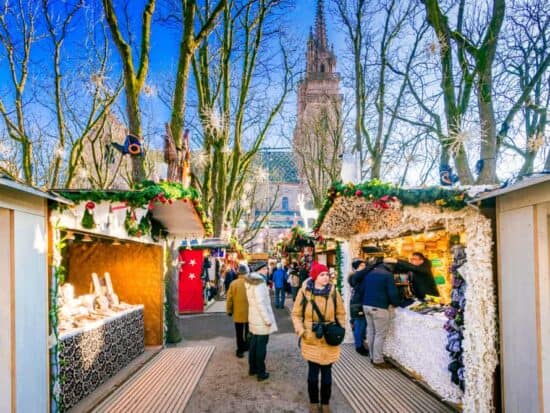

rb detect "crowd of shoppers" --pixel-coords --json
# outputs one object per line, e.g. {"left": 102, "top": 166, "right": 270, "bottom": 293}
{"left": 221, "top": 250, "right": 438, "bottom": 412}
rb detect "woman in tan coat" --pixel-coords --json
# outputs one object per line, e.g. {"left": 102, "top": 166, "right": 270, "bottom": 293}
{"left": 292, "top": 262, "right": 346, "bottom": 413}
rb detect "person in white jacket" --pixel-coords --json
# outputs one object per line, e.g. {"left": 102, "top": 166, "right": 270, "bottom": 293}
{"left": 244, "top": 262, "right": 278, "bottom": 381}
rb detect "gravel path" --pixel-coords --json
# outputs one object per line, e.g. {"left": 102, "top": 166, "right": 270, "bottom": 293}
{"left": 175, "top": 301, "right": 354, "bottom": 413}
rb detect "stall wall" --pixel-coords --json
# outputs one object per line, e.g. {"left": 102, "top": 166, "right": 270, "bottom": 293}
{"left": 0, "top": 187, "right": 49, "bottom": 413}
{"left": 66, "top": 242, "right": 164, "bottom": 346}
{"left": 497, "top": 181, "right": 550, "bottom": 413}
{"left": 0, "top": 208, "right": 13, "bottom": 412}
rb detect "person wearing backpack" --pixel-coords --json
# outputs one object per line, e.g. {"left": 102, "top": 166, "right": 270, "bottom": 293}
{"left": 291, "top": 262, "right": 346, "bottom": 413}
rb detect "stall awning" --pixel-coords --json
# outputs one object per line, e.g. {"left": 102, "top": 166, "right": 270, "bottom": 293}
{"left": 151, "top": 201, "right": 205, "bottom": 239}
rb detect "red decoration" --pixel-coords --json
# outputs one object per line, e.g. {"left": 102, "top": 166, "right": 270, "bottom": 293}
{"left": 85, "top": 201, "right": 95, "bottom": 210}
{"left": 372, "top": 195, "right": 397, "bottom": 209}
{"left": 355, "top": 190, "right": 363, "bottom": 197}
{"left": 178, "top": 249, "right": 204, "bottom": 313}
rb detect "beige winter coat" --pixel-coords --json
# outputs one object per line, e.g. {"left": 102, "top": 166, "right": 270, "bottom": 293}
{"left": 291, "top": 282, "right": 346, "bottom": 365}
{"left": 244, "top": 272, "right": 278, "bottom": 335}
{"left": 226, "top": 276, "right": 248, "bottom": 323}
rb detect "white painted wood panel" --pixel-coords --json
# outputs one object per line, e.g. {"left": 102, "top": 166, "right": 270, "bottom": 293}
{"left": 0, "top": 209, "right": 13, "bottom": 412}
{"left": 14, "top": 210, "right": 48, "bottom": 412}
{"left": 536, "top": 205, "right": 550, "bottom": 413}
{"left": 498, "top": 206, "right": 539, "bottom": 412}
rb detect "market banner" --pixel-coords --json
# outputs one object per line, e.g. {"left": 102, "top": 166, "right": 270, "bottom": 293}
{"left": 178, "top": 249, "right": 204, "bottom": 313}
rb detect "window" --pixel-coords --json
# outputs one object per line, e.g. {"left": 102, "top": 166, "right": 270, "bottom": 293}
{"left": 320, "top": 64, "right": 325, "bottom": 73}
{"left": 282, "top": 197, "right": 289, "bottom": 210}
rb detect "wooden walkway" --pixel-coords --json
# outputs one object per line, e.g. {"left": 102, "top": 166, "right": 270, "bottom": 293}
{"left": 333, "top": 345, "right": 455, "bottom": 413}
{"left": 92, "top": 347, "right": 215, "bottom": 413}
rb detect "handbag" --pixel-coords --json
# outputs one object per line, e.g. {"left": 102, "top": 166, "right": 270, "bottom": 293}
{"left": 310, "top": 291, "right": 345, "bottom": 346}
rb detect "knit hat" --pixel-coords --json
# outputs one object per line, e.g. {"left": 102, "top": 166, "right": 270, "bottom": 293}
{"left": 351, "top": 258, "right": 365, "bottom": 270}
{"left": 309, "top": 262, "right": 329, "bottom": 281}
{"left": 253, "top": 261, "right": 267, "bottom": 272}
{"left": 237, "top": 263, "right": 249, "bottom": 275}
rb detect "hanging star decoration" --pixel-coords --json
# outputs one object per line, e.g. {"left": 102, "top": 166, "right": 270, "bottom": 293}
{"left": 189, "top": 259, "right": 196, "bottom": 266}
{"left": 188, "top": 273, "right": 196, "bottom": 279}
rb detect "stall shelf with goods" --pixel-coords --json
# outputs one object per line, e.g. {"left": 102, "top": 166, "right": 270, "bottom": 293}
{"left": 49, "top": 181, "right": 208, "bottom": 412}
{"left": 314, "top": 180, "right": 498, "bottom": 412}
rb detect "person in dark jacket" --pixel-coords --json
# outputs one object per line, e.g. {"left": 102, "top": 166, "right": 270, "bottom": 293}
{"left": 348, "top": 258, "right": 369, "bottom": 356}
{"left": 361, "top": 259, "right": 400, "bottom": 368}
{"left": 385, "top": 252, "right": 439, "bottom": 301}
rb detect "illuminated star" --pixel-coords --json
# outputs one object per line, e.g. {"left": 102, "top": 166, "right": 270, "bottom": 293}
{"left": 189, "top": 273, "right": 196, "bottom": 279}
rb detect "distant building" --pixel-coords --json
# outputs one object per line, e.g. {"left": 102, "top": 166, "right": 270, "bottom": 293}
{"left": 293, "top": 0, "right": 343, "bottom": 207}
{"left": 247, "top": 148, "right": 307, "bottom": 252}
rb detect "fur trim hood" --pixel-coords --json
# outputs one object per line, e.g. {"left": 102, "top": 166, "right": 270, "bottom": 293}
{"left": 244, "top": 271, "right": 265, "bottom": 285}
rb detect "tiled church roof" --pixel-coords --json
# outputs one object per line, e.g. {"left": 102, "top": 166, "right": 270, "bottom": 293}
{"left": 259, "top": 149, "right": 300, "bottom": 183}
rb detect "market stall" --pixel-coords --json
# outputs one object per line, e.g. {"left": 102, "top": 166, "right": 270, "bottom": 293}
{"left": 314, "top": 181, "right": 498, "bottom": 412}
{"left": 49, "top": 181, "right": 210, "bottom": 411}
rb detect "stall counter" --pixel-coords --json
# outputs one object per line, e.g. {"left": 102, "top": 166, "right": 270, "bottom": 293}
{"left": 59, "top": 305, "right": 144, "bottom": 410}
{"left": 383, "top": 307, "right": 463, "bottom": 404}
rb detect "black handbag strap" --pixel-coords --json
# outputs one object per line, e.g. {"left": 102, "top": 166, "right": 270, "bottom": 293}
{"left": 310, "top": 296, "right": 326, "bottom": 323}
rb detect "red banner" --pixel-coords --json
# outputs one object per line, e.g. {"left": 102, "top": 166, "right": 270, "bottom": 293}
{"left": 178, "top": 249, "right": 204, "bottom": 313}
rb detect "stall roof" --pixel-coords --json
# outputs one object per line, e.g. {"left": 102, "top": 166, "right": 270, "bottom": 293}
{"left": 151, "top": 200, "right": 205, "bottom": 238}
{"left": 0, "top": 174, "right": 71, "bottom": 204}
{"left": 472, "top": 173, "right": 550, "bottom": 201}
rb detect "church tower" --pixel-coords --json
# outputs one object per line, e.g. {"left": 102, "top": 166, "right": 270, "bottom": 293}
{"left": 293, "top": 0, "right": 343, "bottom": 208}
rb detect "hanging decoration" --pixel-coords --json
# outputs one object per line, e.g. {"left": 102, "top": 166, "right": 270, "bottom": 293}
{"left": 56, "top": 181, "right": 213, "bottom": 236}
{"left": 111, "top": 134, "right": 144, "bottom": 157}
{"left": 440, "top": 164, "right": 460, "bottom": 186}
{"left": 445, "top": 243, "right": 467, "bottom": 391}
{"left": 335, "top": 241, "right": 343, "bottom": 295}
{"left": 81, "top": 201, "right": 96, "bottom": 229}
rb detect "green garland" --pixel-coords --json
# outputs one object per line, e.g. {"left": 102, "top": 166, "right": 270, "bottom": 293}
{"left": 56, "top": 181, "right": 213, "bottom": 236}
{"left": 314, "top": 179, "right": 470, "bottom": 232}
{"left": 50, "top": 228, "right": 67, "bottom": 412}
{"left": 335, "top": 241, "right": 343, "bottom": 294}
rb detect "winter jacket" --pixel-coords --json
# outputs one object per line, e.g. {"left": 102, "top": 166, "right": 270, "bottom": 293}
{"left": 394, "top": 260, "right": 439, "bottom": 300}
{"left": 360, "top": 263, "right": 400, "bottom": 309}
{"left": 244, "top": 272, "right": 278, "bottom": 335}
{"left": 226, "top": 275, "right": 248, "bottom": 323}
{"left": 291, "top": 281, "right": 346, "bottom": 366}
{"left": 272, "top": 268, "right": 287, "bottom": 289}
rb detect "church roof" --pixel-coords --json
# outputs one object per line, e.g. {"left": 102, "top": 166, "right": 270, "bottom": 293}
{"left": 259, "top": 149, "right": 300, "bottom": 183}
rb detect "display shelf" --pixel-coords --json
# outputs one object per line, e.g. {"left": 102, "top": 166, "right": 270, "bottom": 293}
{"left": 384, "top": 307, "right": 463, "bottom": 404}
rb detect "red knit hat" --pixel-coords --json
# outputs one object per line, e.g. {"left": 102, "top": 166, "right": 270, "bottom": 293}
{"left": 309, "top": 262, "right": 329, "bottom": 281}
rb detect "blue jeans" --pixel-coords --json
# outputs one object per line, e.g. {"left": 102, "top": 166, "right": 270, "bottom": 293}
{"left": 275, "top": 287, "right": 285, "bottom": 308}
{"left": 352, "top": 317, "right": 366, "bottom": 349}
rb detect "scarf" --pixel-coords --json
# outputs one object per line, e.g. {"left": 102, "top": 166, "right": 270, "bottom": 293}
{"left": 306, "top": 278, "right": 331, "bottom": 296}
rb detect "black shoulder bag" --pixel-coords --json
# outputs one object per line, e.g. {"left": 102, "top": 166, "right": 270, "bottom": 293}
{"left": 310, "top": 291, "right": 345, "bottom": 346}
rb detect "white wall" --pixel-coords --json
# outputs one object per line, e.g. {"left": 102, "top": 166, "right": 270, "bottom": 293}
{"left": 498, "top": 206, "right": 540, "bottom": 412}
{"left": 0, "top": 209, "right": 13, "bottom": 412}
{"left": 0, "top": 186, "right": 49, "bottom": 412}
{"left": 14, "top": 210, "right": 48, "bottom": 412}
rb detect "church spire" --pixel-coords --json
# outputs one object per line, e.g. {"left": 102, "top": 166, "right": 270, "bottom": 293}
{"left": 314, "top": 0, "right": 328, "bottom": 50}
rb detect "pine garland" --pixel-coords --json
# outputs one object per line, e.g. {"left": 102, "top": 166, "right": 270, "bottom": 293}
{"left": 314, "top": 180, "right": 469, "bottom": 232}
{"left": 56, "top": 181, "right": 213, "bottom": 236}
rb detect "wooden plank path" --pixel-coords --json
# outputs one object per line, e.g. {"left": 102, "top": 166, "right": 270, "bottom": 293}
{"left": 333, "top": 345, "right": 455, "bottom": 413}
{"left": 92, "top": 347, "right": 215, "bottom": 413}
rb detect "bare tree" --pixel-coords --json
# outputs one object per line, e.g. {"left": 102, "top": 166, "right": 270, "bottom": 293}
{"left": 495, "top": 0, "right": 550, "bottom": 176}
{"left": 293, "top": 98, "right": 344, "bottom": 208}
{"left": 191, "top": 0, "right": 294, "bottom": 236}
{"left": 158, "top": 0, "right": 226, "bottom": 182}
{"left": 0, "top": 0, "right": 39, "bottom": 184}
{"left": 102, "top": 0, "right": 155, "bottom": 183}
{"left": 333, "top": 0, "right": 421, "bottom": 180}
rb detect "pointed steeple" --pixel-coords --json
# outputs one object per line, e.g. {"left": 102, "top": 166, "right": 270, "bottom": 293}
{"left": 314, "top": 0, "right": 328, "bottom": 50}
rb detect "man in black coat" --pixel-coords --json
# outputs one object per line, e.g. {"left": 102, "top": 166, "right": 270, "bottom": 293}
{"left": 348, "top": 258, "right": 370, "bottom": 356}
{"left": 385, "top": 252, "right": 439, "bottom": 301}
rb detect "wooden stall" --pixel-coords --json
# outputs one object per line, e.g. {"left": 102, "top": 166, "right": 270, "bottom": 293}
{"left": 477, "top": 175, "right": 550, "bottom": 412}
{"left": 0, "top": 175, "right": 69, "bottom": 412}
{"left": 315, "top": 181, "right": 499, "bottom": 412}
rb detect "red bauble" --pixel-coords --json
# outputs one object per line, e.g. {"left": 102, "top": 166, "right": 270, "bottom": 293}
{"left": 85, "top": 201, "right": 95, "bottom": 210}
{"left": 355, "top": 190, "right": 363, "bottom": 197}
